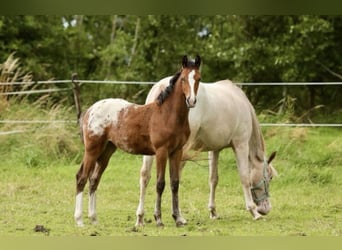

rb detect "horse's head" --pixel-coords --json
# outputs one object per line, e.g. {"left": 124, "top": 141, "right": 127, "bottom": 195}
{"left": 180, "top": 55, "right": 201, "bottom": 108}
{"left": 250, "top": 151, "right": 277, "bottom": 215}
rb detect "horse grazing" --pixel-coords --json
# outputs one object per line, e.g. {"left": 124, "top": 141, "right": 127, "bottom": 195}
{"left": 74, "top": 55, "right": 202, "bottom": 227}
{"left": 136, "top": 78, "right": 277, "bottom": 226}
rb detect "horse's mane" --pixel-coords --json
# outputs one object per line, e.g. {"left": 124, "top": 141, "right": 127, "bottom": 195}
{"left": 157, "top": 71, "right": 181, "bottom": 105}
{"left": 156, "top": 58, "right": 199, "bottom": 105}
{"left": 248, "top": 102, "right": 266, "bottom": 163}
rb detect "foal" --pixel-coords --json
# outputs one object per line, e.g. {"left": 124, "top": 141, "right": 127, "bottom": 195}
{"left": 74, "top": 55, "right": 201, "bottom": 227}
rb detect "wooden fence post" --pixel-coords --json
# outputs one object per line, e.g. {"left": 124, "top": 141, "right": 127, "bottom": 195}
{"left": 71, "top": 73, "right": 82, "bottom": 123}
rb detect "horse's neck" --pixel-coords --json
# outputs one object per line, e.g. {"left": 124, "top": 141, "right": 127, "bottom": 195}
{"left": 161, "top": 83, "right": 189, "bottom": 123}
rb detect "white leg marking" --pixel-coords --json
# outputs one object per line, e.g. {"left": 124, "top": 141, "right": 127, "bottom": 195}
{"left": 74, "top": 192, "right": 84, "bottom": 227}
{"left": 88, "top": 192, "right": 98, "bottom": 224}
{"left": 135, "top": 155, "right": 154, "bottom": 227}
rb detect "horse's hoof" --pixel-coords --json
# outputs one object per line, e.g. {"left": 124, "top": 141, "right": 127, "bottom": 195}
{"left": 175, "top": 217, "right": 187, "bottom": 227}
{"left": 135, "top": 222, "right": 144, "bottom": 227}
{"left": 253, "top": 213, "right": 263, "bottom": 220}
{"left": 89, "top": 217, "right": 98, "bottom": 225}
{"left": 76, "top": 221, "right": 85, "bottom": 227}
{"left": 135, "top": 215, "right": 145, "bottom": 227}
{"left": 176, "top": 221, "right": 187, "bottom": 227}
{"left": 131, "top": 226, "right": 140, "bottom": 232}
{"left": 156, "top": 222, "right": 164, "bottom": 228}
{"left": 210, "top": 214, "right": 220, "bottom": 220}
{"left": 209, "top": 210, "right": 220, "bottom": 220}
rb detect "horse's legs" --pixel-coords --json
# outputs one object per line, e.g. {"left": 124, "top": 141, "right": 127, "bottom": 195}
{"left": 169, "top": 149, "right": 187, "bottom": 227}
{"left": 88, "top": 142, "right": 116, "bottom": 224}
{"left": 233, "top": 142, "right": 262, "bottom": 220}
{"left": 208, "top": 150, "right": 220, "bottom": 219}
{"left": 135, "top": 155, "right": 154, "bottom": 227}
{"left": 74, "top": 153, "right": 98, "bottom": 227}
{"left": 154, "top": 148, "right": 167, "bottom": 227}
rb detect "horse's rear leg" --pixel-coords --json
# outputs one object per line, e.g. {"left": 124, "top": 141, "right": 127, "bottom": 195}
{"left": 74, "top": 154, "right": 97, "bottom": 227}
{"left": 208, "top": 150, "right": 220, "bottom": 219}
{"left": 88, "top": 143, "right": 116, "bottom": 224}
{"left": 135, "top": 155, "right": 154, "bottom": 227}
{"left": 169, "top": 149, "right": 187, "bottom": 227}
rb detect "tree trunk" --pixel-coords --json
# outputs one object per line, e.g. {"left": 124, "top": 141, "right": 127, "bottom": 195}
{"left": 278, "top": 85, "right": 288, "bottom": 114}
{"left": 127, "top": 17, "right": 141, "bottom": 68}
{"left": 106, "top": 15, "right": 118, "bottom": 79}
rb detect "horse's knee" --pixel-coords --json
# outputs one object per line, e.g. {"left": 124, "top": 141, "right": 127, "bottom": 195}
{"left": 76, "top": 176, "right": 87, "bottom": 192}
{"left": 89, "top": 176, "right": 99, "bottom": 193}
{"left": 156, "top": 181, "right": 165, "bottom": 195}
{"left": 209, "top": 175, "right": 219, "bottom": 187}
{"left": 76, "top": 164, "right": 83, "bottom": 181}
{"left": 140, "top": 167, "right": 152, "bottom": 186}
{"left": 171, "top": 180, "right": 179, "bottom": 193}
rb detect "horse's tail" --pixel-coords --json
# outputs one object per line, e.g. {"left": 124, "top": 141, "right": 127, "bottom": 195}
{"left": 248, "top": 102, "right": 265, "bottom": 162}
{"left": 72, "top": 73, "right": 85, "bottom": 144}
{"left": 78, "top": 112, "right": 85, "bottom": 144}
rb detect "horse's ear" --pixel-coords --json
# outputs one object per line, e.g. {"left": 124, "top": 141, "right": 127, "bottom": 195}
{"left": 195, "top": 55, "right": 201, "bottom": 68}
{"left": 268, "top": 151, "right": 277, "bottom": 164}
{"left": 182, "top": 55, "right": 188, "bottom": 68}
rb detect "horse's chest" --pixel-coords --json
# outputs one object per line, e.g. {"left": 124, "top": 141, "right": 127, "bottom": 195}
{"left": 151, "top": 122, "right": 190, "bottom": 151}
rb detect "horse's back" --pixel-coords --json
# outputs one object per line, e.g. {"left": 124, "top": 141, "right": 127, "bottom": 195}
{"left": 188, "top": 80, "right": 254, "bottom": 151}
{"left": 83, "top": 98, "right": 133, "bottom": 137}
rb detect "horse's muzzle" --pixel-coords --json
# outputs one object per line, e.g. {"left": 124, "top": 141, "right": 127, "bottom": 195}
{"left": 186, "top": 97, "right": 197, "bottom": 108}
{"left": 257, "top": 199, "right": 272, "bottom": 215}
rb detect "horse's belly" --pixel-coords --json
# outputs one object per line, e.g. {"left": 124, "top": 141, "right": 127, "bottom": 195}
{"left": 114, "top": 132, "right": 155, "bottom": 155}
{"left": 119, "top": 143, "right": 155, "bottom": 155}
{"left": 189, "top": 133, "right": 232, "bottom": 152}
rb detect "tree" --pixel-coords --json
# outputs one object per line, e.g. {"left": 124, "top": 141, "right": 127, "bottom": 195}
{"left": 0, "top": 15, "right": 341, "bottom": 118}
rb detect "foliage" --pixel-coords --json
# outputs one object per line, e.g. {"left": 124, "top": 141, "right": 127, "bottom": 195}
{"left": 0, "top": 16, "right": 341, "bottom": 236}
{"left": 0, "top": 53, "right": 32, "bottom": 110}
{"left": 0, "top": 98, "right": 81, "bottom": 166}
{"left": 0, "top": 15, "right": 341, "bottom": 116}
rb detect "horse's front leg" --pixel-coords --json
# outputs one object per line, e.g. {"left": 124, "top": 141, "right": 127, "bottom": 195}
{"left": 169, "top": 149, "right": 187, "bottom": 227}
{"left": 135, "top": 155, "right": 154, "bottom": 227}
{"left": 233, "top": 143, "right": 262, "bottom": 220}
{"left": 154, "top": 148, "right": 167, "bottom": 227}
{"left": 208, "top": 150, "right": 220, "bottom": 219}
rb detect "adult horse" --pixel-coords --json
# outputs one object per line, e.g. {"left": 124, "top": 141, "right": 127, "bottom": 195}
{"left": 74, "top": 55, "right": 202, "bottom": 227}
{"left": 136, "top": 78, "right": 277, "bottom": 226}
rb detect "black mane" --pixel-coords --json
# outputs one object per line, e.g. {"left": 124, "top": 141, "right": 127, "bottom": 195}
{"left": 157, "top": 71, "right": 181, "bottom": 105}
{"left": 156, "top": 55, "right": 200, "bottom": 105}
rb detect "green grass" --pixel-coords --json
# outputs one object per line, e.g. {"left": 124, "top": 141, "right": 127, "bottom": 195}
{"left": 1, "top": 49, "right": 340, "bottom": 238}
{"left": 0, "top": 124, "right": 341, "bottom": 236}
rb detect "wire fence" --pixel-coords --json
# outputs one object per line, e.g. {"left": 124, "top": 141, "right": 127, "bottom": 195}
{"left": 1, "top": 79, "right": 341, "bottom": 135}
{"left": 1, "top": 79, "right": 342, "bottom": 87}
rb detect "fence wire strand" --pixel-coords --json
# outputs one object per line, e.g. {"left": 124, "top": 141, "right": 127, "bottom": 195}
{"left": 0, "top": 80, "right": 341, "bottom": 134}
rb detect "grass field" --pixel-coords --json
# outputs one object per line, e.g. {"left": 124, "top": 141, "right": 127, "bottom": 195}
{"left": 0, "top": 119, "right": 341, "bottom": 236}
